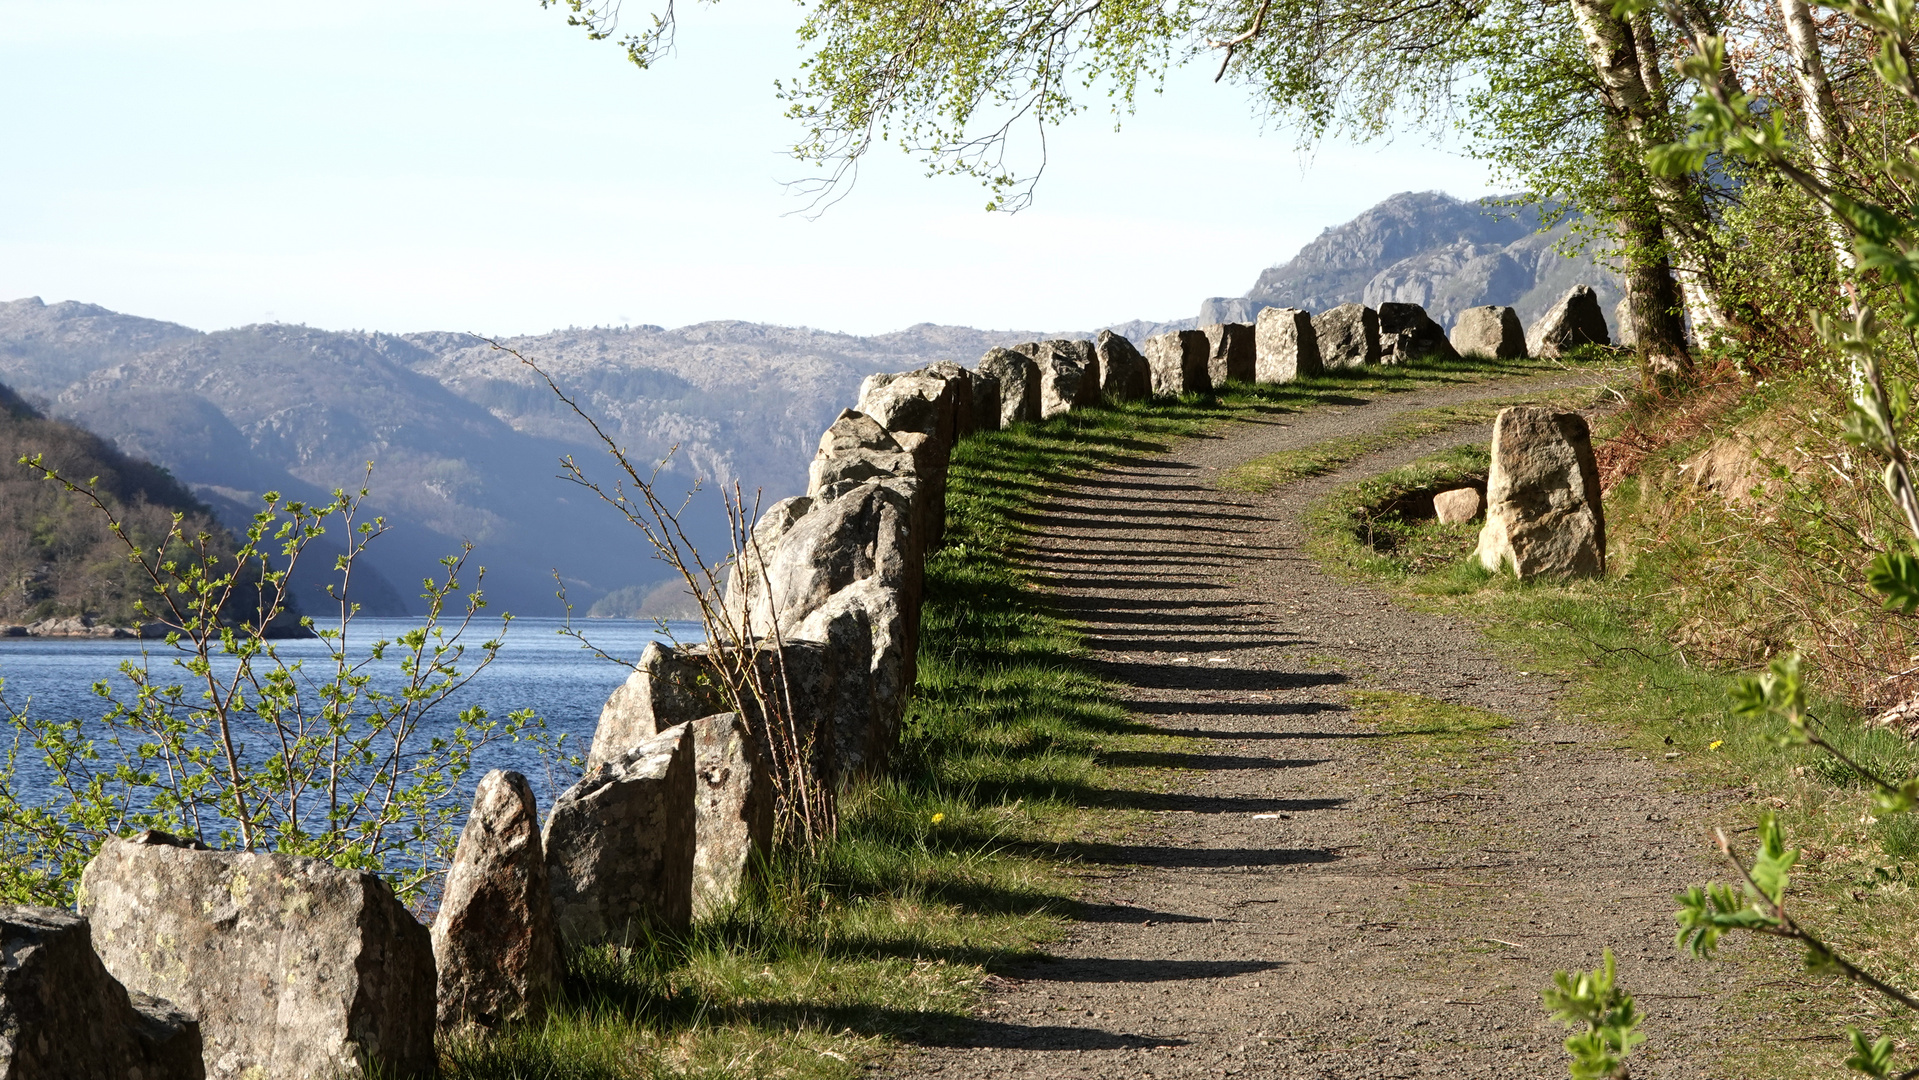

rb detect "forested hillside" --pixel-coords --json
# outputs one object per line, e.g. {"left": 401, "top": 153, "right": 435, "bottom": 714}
{"left": 0, "top": 381, "right": 234, "bottom": 627}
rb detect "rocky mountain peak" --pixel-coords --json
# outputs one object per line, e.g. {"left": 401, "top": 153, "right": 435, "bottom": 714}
{"left": 1198, "top": 192, "right": 1620, "bottom": 334}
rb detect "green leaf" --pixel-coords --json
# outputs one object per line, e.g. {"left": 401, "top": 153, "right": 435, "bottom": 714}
{"left": 1873, "top": 777, "right": 1919, "bottom": 816}
{"left": 1845, "top": 1028, "right": 1895, "bottom": 1078}
{"left": 1868, "top": 549, "right": 1919, "bottom": 612}
{"left": 1543, "top": 950, "right": 1647, "bottom": 1080}
{"left": 1749, "top": 814, "right": 1800, "bottom": 905}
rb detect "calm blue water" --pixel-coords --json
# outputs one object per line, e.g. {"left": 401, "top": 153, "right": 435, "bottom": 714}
{"left": 0, "top": 617, "right": 703, "bottom": 812}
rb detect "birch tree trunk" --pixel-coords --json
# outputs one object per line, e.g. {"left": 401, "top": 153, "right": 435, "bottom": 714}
{"left": 1612, "top": 146, "right": 1695, "bottom": 379}
{"left": 1779, "top": 0, "right": 1854, "bottom": 272}
{"left": 1569, "top": 0, "right": 1730, "bottom": 341}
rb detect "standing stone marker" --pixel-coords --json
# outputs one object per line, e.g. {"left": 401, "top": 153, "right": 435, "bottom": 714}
{"left": 590, "top": 640, "right": 725, "bottom": 772}
{"left": 1476, "top": 407, "right": 1606, "bottom": 579}
{"left": 1095, "top": 330, "right": 1151, "bottom": 402}
{"left": 0, "top": 905, "right": 204, "bottom": 1080}
{"left": 1028, "top": 345, "right": 1091, "bottom": 419}
{"left": 1450, "top": 306, "right": 1527, "bottom": 359}
{"left": 1527, "top": 284, "right": 1611, "bottom": 357}
{"left": 432, "top": 770, "right": 564, "bottom": 1033}
{"left": 1201, "top": 322, "right": 1256, "bottom": 386}
{"left": 1016, "top": 340, "right": 1099, "bottom": 417}
{"left": 544, "top": 722, "right": 697, "bottom": 943}
{"left": 1312, "top": 303, "right": 1381, "bottom": 368}
{"left": 922, "top": 360, "right": 977, "bottom": 442}
{"left": 856, "top": 369, "right": 959, "bottom": 462}
{"left": 1613, "top": 297, "right": 1635, "bottom": 347}
{"left": 976, "top": 348, "right": 1040, "bottom": 427}
{"left": 1143, "top": 330, "right": 1212, "bottom": 396}
{"left": 1377, "top": 302, "right": 1459, "bottom": 363}
{"left": 689, "top": 712, "right": 775, "bottom": 917}
{"left": 1253, "top": 307, "right": 1321, "bottom": 384}
{"left": 79, "top": 832, "right": 436, "bottom": 1080}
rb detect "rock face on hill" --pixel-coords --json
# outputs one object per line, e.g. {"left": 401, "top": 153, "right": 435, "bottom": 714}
{"left": 1197, "top": 192, "right": 1622, "bottom": 336}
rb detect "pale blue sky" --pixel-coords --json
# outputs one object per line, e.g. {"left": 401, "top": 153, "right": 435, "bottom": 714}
{"left": 2, "top": 0, "right": 1503, "bottom": 336}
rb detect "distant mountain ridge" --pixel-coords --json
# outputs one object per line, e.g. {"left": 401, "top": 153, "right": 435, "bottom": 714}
{"left": 0, "top": 300, "right": 1087, "bottom": 616}
{"left": 1198, "top": 191, "right": 1623, "bottom": 332}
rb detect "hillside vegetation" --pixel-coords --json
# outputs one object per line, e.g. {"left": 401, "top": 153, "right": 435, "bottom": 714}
{"left": 0, "top": 382, "right": 237, "bottom": 627}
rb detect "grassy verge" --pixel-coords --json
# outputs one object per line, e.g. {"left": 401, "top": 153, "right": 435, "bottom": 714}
{"left": 1218, "top": 393, "right": 1586, "bottom": 494}
{"left": 1306, "top": 411, "right": 1919, "bottom": 1078}
{"left": 444, "top": 352, "right": 1596, "bottom": 1079}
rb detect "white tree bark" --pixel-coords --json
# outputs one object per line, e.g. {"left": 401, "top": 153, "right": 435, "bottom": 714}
{"left": 1569, "top": 0, "right": 1729, "bottom": 338}
{"left": 1779, "top": 0, "right": 1853, "bottom": 271}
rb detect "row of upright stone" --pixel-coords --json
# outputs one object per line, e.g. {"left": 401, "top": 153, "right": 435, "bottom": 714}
{"left": 0, "top": 282, "right": 1619, "bottom": 1080}
{"left": 1141, "top": 284, "right": 1613, "bottom": 398}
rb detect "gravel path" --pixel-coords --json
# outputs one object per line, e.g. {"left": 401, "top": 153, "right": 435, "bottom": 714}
{"left": 891, "top": 369, "right": 1750, "bottom": 1079}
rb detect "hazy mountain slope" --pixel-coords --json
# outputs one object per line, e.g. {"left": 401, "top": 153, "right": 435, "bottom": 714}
{"left": 409, "top": 321, "right": 1053, "bottom": 504}
{"left": 0, "top": 297, "right": 202, "bottom": 399}
{"left": 1198, "top": 192, "right": 1623, "bottom": 332}
{"left": 55, "top": 324, "right": 673, "bottom": 617}
{"left": 0, "top": 307, "right": 1068, "bottom": 618}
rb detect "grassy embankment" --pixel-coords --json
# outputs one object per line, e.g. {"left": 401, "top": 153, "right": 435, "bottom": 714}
{"left": 1297, "top": 372, "right": 1919, "bottom": 1077}
{"left": 443, "top": 352, "right": 1578, "bottom": 1079}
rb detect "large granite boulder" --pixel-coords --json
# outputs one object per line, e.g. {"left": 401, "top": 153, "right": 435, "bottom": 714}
{"left": 1095, "top": 331, "right": 1151, "bottom": 402}
{"left": 852, "top": 375, "right": 954, "bottom": 545}
{"left": 1017, "top": 340, "right": 1099, "bottom": 418}
{"left": 431, "top": 770, "right": 564, "bottom": 1032}
{"left": 1253, "top": 307, "right": 1321, "bottom": 384}
{"left": 922, "top": 361, "right": 976, "bottom": 442}
{"left": 804, "top": 409, "right": 941, "bottom": 549}
{"left": 976, "top": 348, "right": 1039, "bottom": 427}
{"left": 1377, "top": 302, "right": 1459, "bottom": 363}
{"left": 1450, "top": 305, "right": 1527, "bottom": 358}
{"left": 808, "top": 411, "right": 909, "bottom": 485}
{"left": 1027, "top": 346, "right": 1088, "bottom": 420}
{"left": 856, "top": 370, "right": 959, "bottom": 462}
{"left": 1614, "top": 296, "right": 1634, "bottom": 347}
{"left": 0, "top": 905, "right": 204, "bottom": 1080}
{"left": 1143, "top": 330, "right": 1212, "bottom": 396}
{"left": 788, "top": 587, "right": 896, "bottom": 779}
{"left": 688, "top": 712, "right": 775, "bottom": 917}
{"left": 590, "top": 639, "right": 724, "bottom": 772}
{"left": 738, "top": 479, "right": 920, "bottom": 649}
{"left": 1312, "top": 303, "right": 1381, "bottom": 368}
{"left": 966, "top": 372, "right": 1001, "bottom": 432}
{"left": 544, "top": 722, "right": 697, "bottom": 943}
{"left": 1527, "top": 284, "right": 1611, "bottom": 357}
{"left": 1201, "top": 323, "right": 1256, "bottom": 386}
{"left": 1476, "top": 407, "right": 1606, "bottom": 580}
{"left": 79, "top": 832, "right": 436, "bottom": 1080}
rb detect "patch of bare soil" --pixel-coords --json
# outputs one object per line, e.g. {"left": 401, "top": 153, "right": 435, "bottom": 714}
{"left": 888, "top": 371, "right": 1758, "bottom": 1079}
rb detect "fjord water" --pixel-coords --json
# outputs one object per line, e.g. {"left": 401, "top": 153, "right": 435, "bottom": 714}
{"left": 0, "top": 616, "right": 699, "bottom": 811}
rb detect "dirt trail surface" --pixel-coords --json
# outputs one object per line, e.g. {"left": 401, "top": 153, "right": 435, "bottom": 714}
{"left": 892, "top": 370, "right": 1753, "bottom": 1079}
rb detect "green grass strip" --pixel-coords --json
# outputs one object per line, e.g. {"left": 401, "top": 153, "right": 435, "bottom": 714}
{"left": 1218, "top": 388, "right": 1597, "bottom": 494}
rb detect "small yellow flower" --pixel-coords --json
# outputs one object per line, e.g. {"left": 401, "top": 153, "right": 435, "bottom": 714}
{"left": 930, "top": 812, "right": 945, "bottom": 824}
{"left": 1708, "top": 740, "right": 1724, "bottom": 750}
